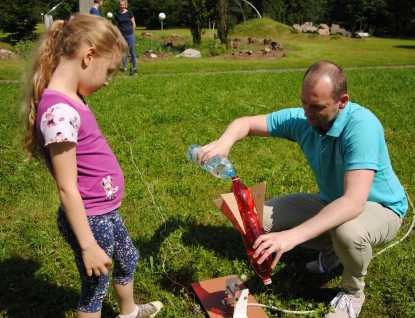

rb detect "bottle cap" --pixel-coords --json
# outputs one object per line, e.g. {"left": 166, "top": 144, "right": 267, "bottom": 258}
{"left": 263, "top": 278, "right": 272, "bottom": 285}
{"left": 228, "top": 169, "right": 236, "bottom": 178}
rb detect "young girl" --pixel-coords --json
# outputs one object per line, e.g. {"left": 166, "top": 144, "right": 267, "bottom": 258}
{"left": 21, "top": 14, "right": 163, "bottom": 318}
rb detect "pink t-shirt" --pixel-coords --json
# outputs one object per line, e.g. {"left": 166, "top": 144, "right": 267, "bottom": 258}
{"left": 36, "top": 89, "right": 124, "bottom": 216}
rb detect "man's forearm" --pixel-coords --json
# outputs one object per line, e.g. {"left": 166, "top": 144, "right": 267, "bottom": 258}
{"left": 290, "top": 195, "right": 366, "bottom": 246}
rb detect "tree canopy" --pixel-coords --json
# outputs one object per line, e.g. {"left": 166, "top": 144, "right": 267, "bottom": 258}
{"left": 0, "top": 0, "right": 413, "bottom": 43}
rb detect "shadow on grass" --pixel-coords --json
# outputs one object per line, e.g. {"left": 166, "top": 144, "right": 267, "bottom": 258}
{"left": 0, "top": 256, "right": 116, "bottom": 318}
{"left": 394, "top": 45, "right": 415, "bottom": 49}
{"left": 135, "top": 218, "right": 341, "bottom": 304}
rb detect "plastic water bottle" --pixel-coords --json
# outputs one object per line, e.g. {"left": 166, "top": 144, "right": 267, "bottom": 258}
{"left": 231, "top": 174, "right": 272, "bottom": 285}
{"left": 187, "top": 144, "right": 235, "bottom": 178}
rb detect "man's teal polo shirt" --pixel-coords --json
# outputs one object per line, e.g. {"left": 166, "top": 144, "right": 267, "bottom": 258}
{"left": 266, "top": 102, "right": 408, "bottom": 217}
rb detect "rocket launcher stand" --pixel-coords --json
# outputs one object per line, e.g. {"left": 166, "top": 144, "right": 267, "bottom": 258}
{"left": 223, "top": 277, "right": 250, "bottom": 318}
{"left": 191, "top": 275, "right": 268, "bottom": 318}
{"left": 190, "top": 183, "right": 268, "bottom": 318}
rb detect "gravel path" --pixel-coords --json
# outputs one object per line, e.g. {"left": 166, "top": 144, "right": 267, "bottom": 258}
{"left": 1, "top": 65, "right": 414, "bottom": 82}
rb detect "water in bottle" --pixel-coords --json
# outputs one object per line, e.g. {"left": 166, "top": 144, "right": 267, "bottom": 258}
{"left": 187, "top": 144, "right": 235, "bottom": 178}
{"left": 231, "top": 174, "right": 272, "bottom": 285}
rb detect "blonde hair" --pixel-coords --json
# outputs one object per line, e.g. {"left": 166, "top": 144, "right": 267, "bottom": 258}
{"left": 21, "top": 14, "right": 127, "bottom": 160}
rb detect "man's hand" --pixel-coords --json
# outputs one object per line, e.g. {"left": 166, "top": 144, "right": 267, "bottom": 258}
{"left": 197, "top": 139, "right": 233, "bottom": 165}
{"left": 252, "top": 230, "right": 298, "bottom": 269}
{"left": 82, "top": 243, "right": 112, "bottom": 276}
{"left": 196, "top": 115, "right": 270, "bottom": 165}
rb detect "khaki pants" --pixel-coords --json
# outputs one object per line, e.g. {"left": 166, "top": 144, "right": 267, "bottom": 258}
{"left": 262, "top": 193, "right": 402, "bottom": 296}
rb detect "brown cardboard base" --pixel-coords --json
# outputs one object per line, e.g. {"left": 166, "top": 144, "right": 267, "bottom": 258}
{"left": 191, "top": 275, "right": 268, "bottom": 318}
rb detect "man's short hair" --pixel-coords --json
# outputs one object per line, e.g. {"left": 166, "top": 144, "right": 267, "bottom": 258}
{"left": 303, "top": 61, "right": 347, "bottom": 101}
{"left": 94, "top": 0, "right": 102, "bottom": 3}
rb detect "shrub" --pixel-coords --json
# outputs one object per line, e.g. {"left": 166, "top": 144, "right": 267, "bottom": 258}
{"left": 0, "top": 0, "right": 39, "bottom": 42}
{"left": 11, "top": 39, "right": 38, "bottom": 60}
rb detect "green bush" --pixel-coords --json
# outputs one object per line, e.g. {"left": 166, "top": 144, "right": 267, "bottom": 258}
{"left": 0, "top": 0, "right": 39, "bottom": 42}
{"left": 11, "top": 39, "right": 38, "bottom": 60}
{"left": 135, "top": 36, "right": 163, "bottom": 56}
{"left": 290, "top": 29, "right": 299, "bottom": 34}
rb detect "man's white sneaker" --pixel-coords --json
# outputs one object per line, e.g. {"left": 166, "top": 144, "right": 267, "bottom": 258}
{"left": 326, "top": 292, "right": 365, "bottom": 318}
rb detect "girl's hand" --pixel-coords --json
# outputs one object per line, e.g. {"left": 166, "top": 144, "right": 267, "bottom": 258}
{"left": 82, "top": 243, "right": 112, "bottom": 276}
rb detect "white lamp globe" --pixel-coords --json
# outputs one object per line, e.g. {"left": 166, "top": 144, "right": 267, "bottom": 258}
{"left": 107, "top": 12, "right": 113, "bottom": 18}
{"left": 159, "top": 12, "right": 166, "bottom": 20}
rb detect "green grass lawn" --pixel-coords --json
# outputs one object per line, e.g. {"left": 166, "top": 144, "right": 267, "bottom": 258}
{"left": 1, "top": 65, "right": 414, "bottom": 317}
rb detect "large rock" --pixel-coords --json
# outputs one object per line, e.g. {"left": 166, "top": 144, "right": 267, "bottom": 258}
{"left": 299, "top": 22, "right": 317, "bottom": 33}
{"left": 301, "top": 22, "right": 318, "bottom": 33}
{"left": 331, "top": 23, "right": 341, "bottom": 35}
{"left": 318, "top": 24, "right": 330, "bottom": 35}
{"left": 318, "top": 28, "right": 330, "bottom": 36}
{"left": 330, "top": 24, "right": 351, "bottom": 37}
{"left": 338, "top": 28, "right": 347, "bottom": 36}
{"left": 301, "top": 22, "right": 313, "bottom": 30}
{"left": 293, "top": 24, "right": 302, "bottom": 32}
{"left": 0, "top": 49, "right": 23, "bottom": 61}
{"left": 175, "top": 49, "right": 202, "bottom": 58}
{"left": 320, "top": 23, "right": 330, "bottom": 31}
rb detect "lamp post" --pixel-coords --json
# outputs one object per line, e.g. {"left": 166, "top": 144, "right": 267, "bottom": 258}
{"left": 41, "top": 13, "right": 44, "bottom": 24}
{"left": 158, "top": 12, "right": 166, "bottom": 35}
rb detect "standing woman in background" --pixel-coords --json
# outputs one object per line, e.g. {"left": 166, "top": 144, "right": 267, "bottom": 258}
{"left": 115, "top": 0, "right": 138, "bottom": 75}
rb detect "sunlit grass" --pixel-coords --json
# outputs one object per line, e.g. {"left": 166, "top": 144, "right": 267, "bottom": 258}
{"left": 1, "top": 67, "right": 414, "bottom": 317}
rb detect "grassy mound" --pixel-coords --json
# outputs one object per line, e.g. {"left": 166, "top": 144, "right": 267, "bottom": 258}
{"left": 232, "top": 17, "right": 295, "bottom": 40}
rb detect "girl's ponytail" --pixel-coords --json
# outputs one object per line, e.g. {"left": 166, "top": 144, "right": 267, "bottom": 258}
{"left": 21, "top": 20, "right": 65, "bottom": 160}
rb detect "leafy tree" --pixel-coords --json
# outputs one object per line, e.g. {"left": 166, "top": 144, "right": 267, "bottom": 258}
{"left": 131, "top": 0, "right": 190, "bottom": 29}
{"left": 326, "top": 0, "right": 415, "bottom": 36}
{"left": 327, "top": 0, "right": 370, "bottom": 32}
{"left": 190, "top": 0, "right": 207, "bottom": 45}
{"left": 216, "top": 0, "right": 232, "bottom": 47}
{"left": 262, "top": 0, "right": 286, "bottom": 23}
{"left": 385, "top": 0, "right": 415, "bottom": 37}
{"left": 0, "top": 0, "right": 40, "bottom": 42}
{"left": 50, "top": 0, "right": 79, "bottom": 20}
{"left": 101, "top": 0, "right": 120, "bottom": 18}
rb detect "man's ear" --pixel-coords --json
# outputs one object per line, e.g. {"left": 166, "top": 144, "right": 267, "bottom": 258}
{"left": 339, "top": 94, "right": 349, "bottom": 109}
{"left": 82, "top": 47, "right": 97, "bottom": 68}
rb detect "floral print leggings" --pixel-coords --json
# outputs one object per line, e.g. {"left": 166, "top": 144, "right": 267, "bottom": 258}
{"left": 58, "top": 208, "right": 139, "bottom": 312}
